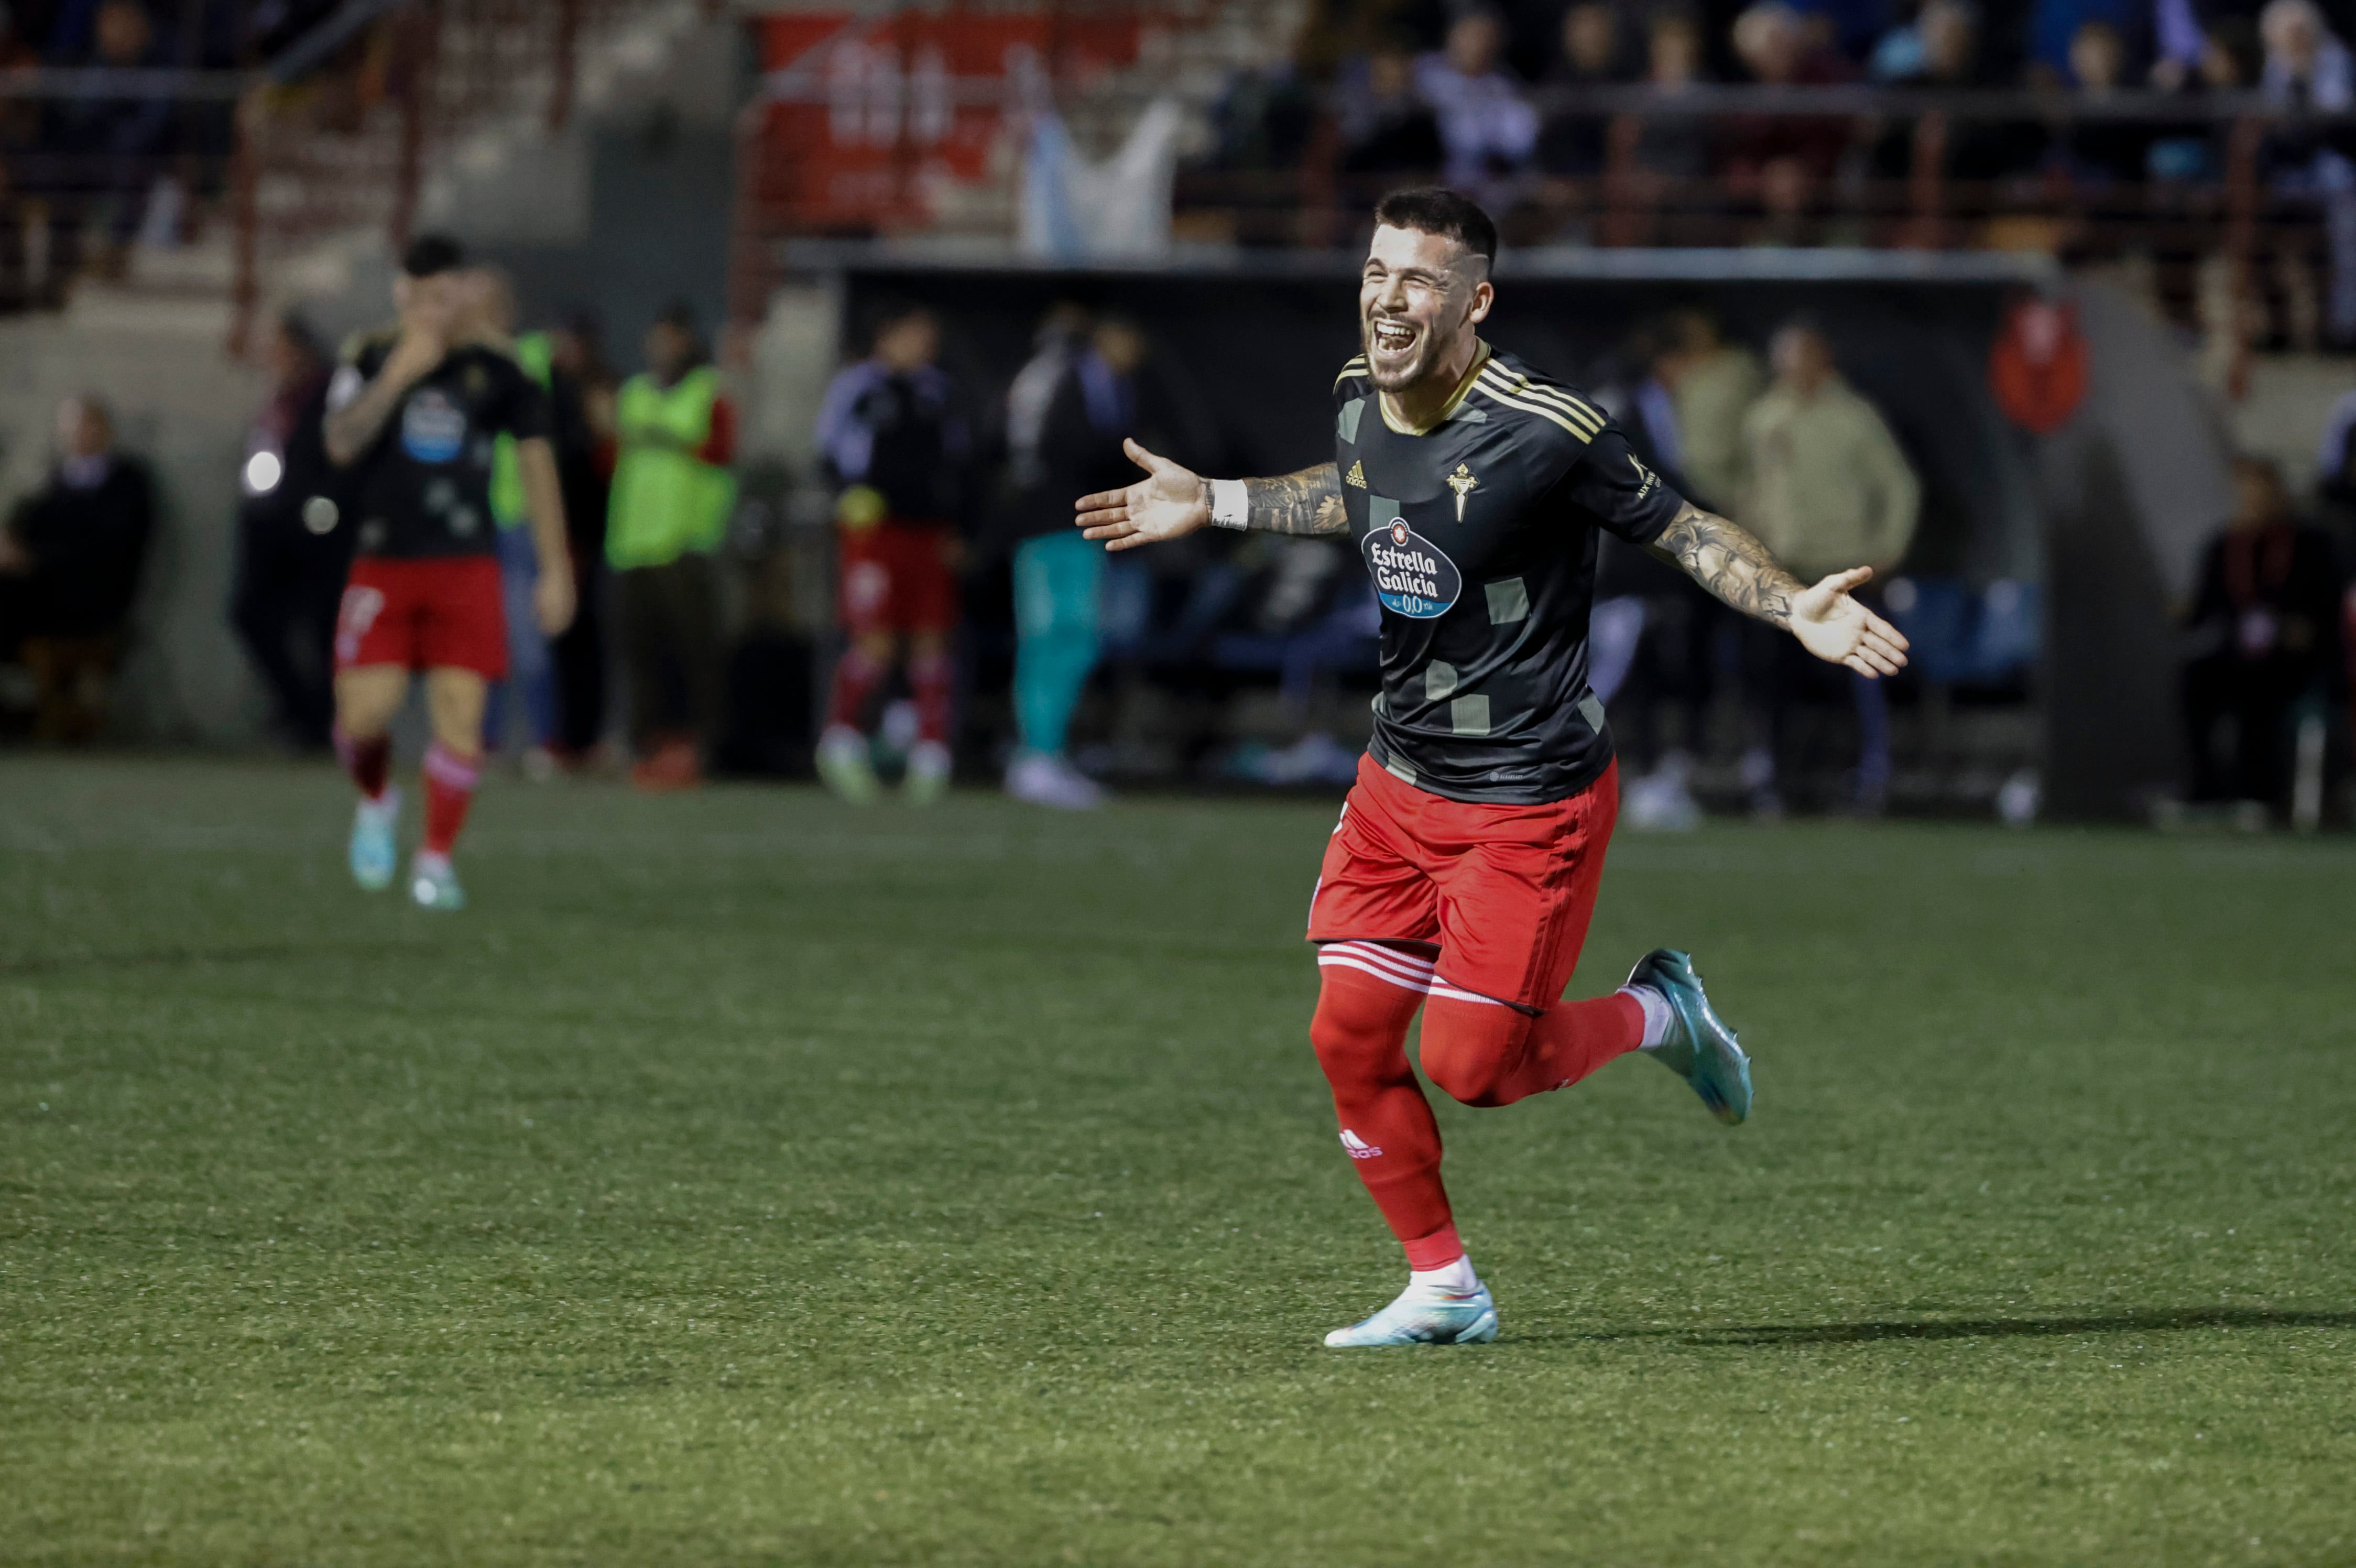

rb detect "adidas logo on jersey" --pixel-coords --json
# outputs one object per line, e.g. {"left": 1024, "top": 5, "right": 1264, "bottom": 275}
{"left": 1340, "top": 1129, "right": 1383, "bottom": 1159}
{"left": 1344, "top": 460, "right": 1367, "bottom": 488}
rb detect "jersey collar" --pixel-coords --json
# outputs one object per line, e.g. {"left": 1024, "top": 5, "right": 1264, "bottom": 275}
{"left": 1378, "top": 339, "right": 1491, "bottom": 437}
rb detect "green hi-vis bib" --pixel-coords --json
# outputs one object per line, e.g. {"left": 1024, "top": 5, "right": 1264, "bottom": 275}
{"left": 606, "top": 366, "right": 736, "bottom": 570}
{"left": 488, "top": 332, "right": 555, "bottom": 530}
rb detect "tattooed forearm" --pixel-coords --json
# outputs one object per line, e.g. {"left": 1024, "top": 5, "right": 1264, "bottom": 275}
{"left": 1652, "top": 502, "right": 1804, "bottom": 626}
{"left": 1239, "top": 463, "right": 1349, "bottom": 536}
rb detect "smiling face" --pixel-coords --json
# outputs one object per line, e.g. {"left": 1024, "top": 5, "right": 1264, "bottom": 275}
{"left": 1359, "top": 224, "right": 1493, "bottom": 395}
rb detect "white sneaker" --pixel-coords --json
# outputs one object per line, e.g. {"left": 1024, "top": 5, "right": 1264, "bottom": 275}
{"left": 904, "top": 739, "right": 952, "bottom": 805}
{"left": 1626, "top": 752, "right": 1701, "bottom": 832}
{"left": 1005, "top": 749, "right": 1104, "bottom": 810}
{"left": 1324, "top": 1278, "right": 1500, "bottom": 1348}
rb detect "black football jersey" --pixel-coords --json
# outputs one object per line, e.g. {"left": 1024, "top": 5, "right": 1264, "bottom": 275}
{"left": 329, "top": 333, "right": 552, "bottom": 559}
{"left": 1336, "top": 343, "right": 1684, "bottom": 804}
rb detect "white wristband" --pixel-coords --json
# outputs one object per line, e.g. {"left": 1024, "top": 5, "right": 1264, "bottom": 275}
{"left": 1208, "top": 477, "right": 1249, "bottom": 530}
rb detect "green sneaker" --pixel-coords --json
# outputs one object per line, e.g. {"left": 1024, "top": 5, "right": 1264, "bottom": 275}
{"left": 408, "top": 853, "right": 467, "bottom": 912}
{"left": 349, "top": 787, "right": 400, "bottom": 891}
{"left": 1627, "top": 948, "right": 1752, "bottom": 1125}
{"left": 816, "top": 726, "right": 879, "bottom": 805}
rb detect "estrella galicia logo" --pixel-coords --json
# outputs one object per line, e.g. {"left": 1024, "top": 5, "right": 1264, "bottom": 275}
{"left": 1361, "top": 507, "right": 1461, "bottom": 619}
{"left": 400, "top": 389, "right": 467, "bottom": 465}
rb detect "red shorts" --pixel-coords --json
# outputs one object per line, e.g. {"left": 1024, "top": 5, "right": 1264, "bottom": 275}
{"left": 1307, "top": 753, "right": 1620, "bottom": 1011}
{"left": 334, "top": 554, "right": 508, "bottom": 678}
{"left": 838, "top": 520, "right": 958, "bottom": 637}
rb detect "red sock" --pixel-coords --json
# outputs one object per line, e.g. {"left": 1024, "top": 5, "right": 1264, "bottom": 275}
{"left": 335, "top": 725, "right": 390, "bottom": 801}
{"left": 1310, "top": 961, "right": 1459, "bottom": 1265}
{"left": 1419, "top": 991, "right": 1643, "bottom": 1109}
{"left": 421, "top": 742, "right": 481, "bottom": 858}
{"left": 826, "top": 647, "right": 884, "bottom": 734}
{"left": 908, "top": 650, "right": 953, "bottom": 745}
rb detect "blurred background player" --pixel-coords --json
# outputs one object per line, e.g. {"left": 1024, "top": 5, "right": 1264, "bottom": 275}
{"left": 322, "top": 234, "right": 575, "bottom": 910}
{"left": 228, "top": 314, "right": 344, "bottom": 753}
{"left": 0, "top": 394, "right": 155, "bottom": 743}
{"left": 473, "top": 266, "right": 564, "bottom": 781}
{"left": 992, "top": 305, "right": 1163, "bottom": 809}
{"left": 813, "top": 303, "right": 970, "bottom": 804}
{"left": 606, "top": 302, "right": 737, "bottom": 792}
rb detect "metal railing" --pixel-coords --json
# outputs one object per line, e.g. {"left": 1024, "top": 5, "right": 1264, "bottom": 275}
{"left": 734, "top": 68, "right": 2356, "bottom": 343}
{"left": 0, "top": 0, "right": 668, "bottom": 346}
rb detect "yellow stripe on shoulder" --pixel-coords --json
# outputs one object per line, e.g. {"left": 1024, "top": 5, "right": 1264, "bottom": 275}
{"left": 1479, "top": 367, "right": 1603, "bottom": 433}
{"left": 1334, "top": 356, "right": 1370, "bottom": 391}
{"left": 1471, "top": 380, "right": 1590, "bottom": 442}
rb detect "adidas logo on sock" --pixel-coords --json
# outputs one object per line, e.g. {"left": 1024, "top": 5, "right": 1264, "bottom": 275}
{"left": 1340, "top": 1129, "right": 1383, "bottom": 1159}
{"left": 1344, "top": 460, "right": 1367, "bottom": 488}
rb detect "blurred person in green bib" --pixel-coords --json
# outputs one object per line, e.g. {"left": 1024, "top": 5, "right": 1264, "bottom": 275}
{"left": 606, "top": 302, "right": 737, "bottom": 791}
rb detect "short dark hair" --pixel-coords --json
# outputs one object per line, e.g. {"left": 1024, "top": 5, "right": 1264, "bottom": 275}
{"left": 1372, "top": 188, "right": 1498, "bottom": 268}
{"left": 400, "top": 232, "right": 465, "bottom": 278}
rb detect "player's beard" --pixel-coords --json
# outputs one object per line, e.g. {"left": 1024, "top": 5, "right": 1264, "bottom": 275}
{"left": 1360, "top": 308, "right": 1461, "bottom": 394}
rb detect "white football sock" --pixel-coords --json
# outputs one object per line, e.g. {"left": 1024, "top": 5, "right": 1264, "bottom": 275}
{"left": 1410, "top": 1254, "right": 1478, "bottom": 1292}
{"left": 1621, "top": 983, "right": 1675, "bottom": 1049}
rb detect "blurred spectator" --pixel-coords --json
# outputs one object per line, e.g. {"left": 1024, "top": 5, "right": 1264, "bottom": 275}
{"left": 992, "top": 305, "right": 1139, "bottom": 810}
{"left": 2179, "top": 456, "right": 2343, "bottom": 810}
{"left": 2143, "top": 14, "right": 2259, "bottom": 181}
{"left": 229, "top": 313, "right": 344, "bottom": 750}
{"left": 1653, "top": 306, "right": 1764, "bottom": 514}
{"left": 0, "top": 394, "right": 155, "bottom": 742}
{"left": 1208, "top": 37, "right": 1321, "bottom": 179}
{"left": 547, "top": 312, "right": 618, "bottom": 762}
{"left": 2258, "top": 0, "right": 2356, "bottom": 344}
{"left": 1413, "top": 9, "right": 1539, "bottom": 201}
{"left": 1722, "top": 3, "right": 1853, "bottom": 185}
{"left": 1339, "top": 42, "right": 1447, "bottom": 182}
{"left": 1535, "top": 1, "right": 1634, "bottom": 179}
{"left": 2027, "top": 0, "right": 2138, "bottom": 80}
{"left": 39, "top": 0, "right": 172, "bottom": 279}
{"left": 2053, "top": 21, "right": 2157, "bottom": 186}
{"left": 1624, "top": 10, "right": 1713, "bottom": 185}
{"left": 813, "top": 303, "right": 969, "bottom": 805}
{"left": 1872, "top": 1, "right": 2047, "bottom": 182}
{"left": 607, "top": 303, "right": 737, "bottom": 791}
{"left": 1737, "top": 320, "right": 1919, "bottom": 812}
{"left": 2146, "top": 0, "right": 2251, "bottom": 90}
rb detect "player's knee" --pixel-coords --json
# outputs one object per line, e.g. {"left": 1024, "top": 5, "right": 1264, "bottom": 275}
{"left": 1308, "top": 977, "right": 1413, "bottom": 1091}
{"left": 1420, "top": 1004, "right": 1529, "bottom": 1109}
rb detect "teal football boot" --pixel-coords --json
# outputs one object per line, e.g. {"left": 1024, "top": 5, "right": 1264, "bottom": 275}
{"left": 1323, "top": 1279, "right": 1500, "bottom": 1348}
{"left": 408, "top": 853, "right": 467, "bottom": 912}
{"left": 348, "top": 787, "right": 400, "bottom": 891}
{"left": 1627, "top": 948, "right": 1753, "bottom": 1125}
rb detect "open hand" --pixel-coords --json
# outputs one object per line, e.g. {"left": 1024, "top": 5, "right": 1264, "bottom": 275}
{"left": 1790, "top": 567, "right": 1910, "bottom": 678}
{"left": 1074, "top": 439, "right": 1210, "bottom": 551}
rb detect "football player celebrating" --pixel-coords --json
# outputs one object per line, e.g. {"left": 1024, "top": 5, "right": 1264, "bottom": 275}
{"left": 1075, "top": 189, "right": 1908, "bottom": 1347}
{"left": 323, "top": 235, "right": 575, "bottom": 910}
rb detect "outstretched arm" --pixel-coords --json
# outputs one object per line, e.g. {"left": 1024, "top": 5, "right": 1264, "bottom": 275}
{"left": 1075, "top": 439, "right": 1347, "bottom": 550}
{"left": 1652, "top": 500, "right": 1911, "bottom": 678}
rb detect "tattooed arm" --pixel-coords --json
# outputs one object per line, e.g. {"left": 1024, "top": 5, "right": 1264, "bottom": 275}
{"left": 1652, "top": 500, "right": 1914, "bottom": 678}
{"left": 1651, "top": 500, "right": 1804, "bottom": 626}
{"left": 1236, "top": 464, "right": 1348, "bottom": 537}
{"left": 1076, "top": 439, "right": 1348, "bottom": 549}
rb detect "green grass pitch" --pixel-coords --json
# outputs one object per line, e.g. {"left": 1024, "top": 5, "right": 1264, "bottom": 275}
{"left": 3, "top": 756, "right": 2353, "bottom": 1566}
